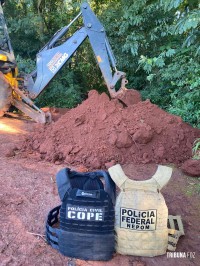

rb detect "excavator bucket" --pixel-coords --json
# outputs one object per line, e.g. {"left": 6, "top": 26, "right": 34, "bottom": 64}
{"left": 112, "top": 88, "right": 142, "bottom": 106}
{"left": 0, "top": 71, "right": 11, "bottom": 116}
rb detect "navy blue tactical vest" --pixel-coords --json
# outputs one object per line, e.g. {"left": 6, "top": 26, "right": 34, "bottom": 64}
{"left": 46, "top": 168, "right": 116, "bottom": 261}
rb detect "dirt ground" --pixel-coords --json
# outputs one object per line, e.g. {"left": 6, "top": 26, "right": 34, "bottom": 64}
{"left": 0, "top": 116, "right": 199, "bottom": 266}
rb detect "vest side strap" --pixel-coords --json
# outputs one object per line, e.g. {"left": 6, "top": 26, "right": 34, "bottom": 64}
{"left": 152, "top": 165, "right": 172, "bottom": 190}
{"left": 108, "top": 164, "right": 128, "bottom": 189}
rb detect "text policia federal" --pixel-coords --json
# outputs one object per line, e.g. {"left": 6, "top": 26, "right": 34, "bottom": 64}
{"left": 120, "top": 208, "right": 157, "bottom": 230}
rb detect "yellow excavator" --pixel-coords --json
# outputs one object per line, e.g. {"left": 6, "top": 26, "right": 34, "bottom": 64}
{"left": 0, "top": 1, "right": 128, "bottom": 123}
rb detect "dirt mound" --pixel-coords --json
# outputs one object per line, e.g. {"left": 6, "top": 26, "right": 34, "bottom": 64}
{"left": 181, "top": 159, "right": 200, "bottom": 177}
{"left": 22, "top": 90, "right": 200, "bottom": 169}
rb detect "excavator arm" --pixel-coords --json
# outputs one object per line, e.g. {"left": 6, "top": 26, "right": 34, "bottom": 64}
{"left": 25, "top": 2, "right": 128, "bottom": 99}
{"left": 81, "top": 3, "right": 128, "bottom": 97}
{"left": 25, "top": 27, "right": 88, "bottom": 99}
{"left": 0, "top": 1, "right": 128, "bottom": 123}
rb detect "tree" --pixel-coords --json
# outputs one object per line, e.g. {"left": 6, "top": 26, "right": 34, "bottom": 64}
{"left": 103, "top": 0, "right": 200, "bottom": 127}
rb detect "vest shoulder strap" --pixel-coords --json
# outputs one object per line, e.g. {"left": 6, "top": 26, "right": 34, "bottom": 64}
{"left": 56, "top": 168, "right": 116, "bottom": 204}
{"left": 56, "top": 168, "right": 71, "bottom": 201}
{"left": 152, "top": 165, "right": 172, "bottom": 190}
{"left": 108, "top": 164, "right": 128, "bottom": 189}
{"left": 109, "top": 164, "right": 172, "bottom": 191}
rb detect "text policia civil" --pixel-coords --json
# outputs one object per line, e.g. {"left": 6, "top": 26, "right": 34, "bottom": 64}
{"left": 66, "top": 205, "right": 105, "bottom": 221}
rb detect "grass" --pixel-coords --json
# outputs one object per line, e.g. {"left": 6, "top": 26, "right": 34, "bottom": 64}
{"left": 192, "top": 138, "right": 200, "bottom": 159}
{"left": 185, "top": 177, "right": 200, "bottom": 196}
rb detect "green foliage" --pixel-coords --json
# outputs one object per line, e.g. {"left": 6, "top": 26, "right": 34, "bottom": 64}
{"left": 162, "top": 0, "right": 200, "bottom": 55}
{"left": 185, "top": 180, "right": 200, "bottom": 196}
{"left": 160, "top": 0, "right": 185, "bottom": 11}
{"left": 192, "top": 138, "right": 200, "bottom": 159}
{"left": 140, "top": 46, "right": 200, "bottom": 127}
{"left": 103, "top": 0, "right": 200, "bottom": 127}
{"left": 16, "top": 55, "right": 35, "bottom": 73}
{"left": 35, "top": 67, "right": 83, "bottom": 108}
{"left": 4, "top": 1, "right": 43, "bottom": 57}
{"left": 175, "top": 11, "right": 200, "bottom": 34}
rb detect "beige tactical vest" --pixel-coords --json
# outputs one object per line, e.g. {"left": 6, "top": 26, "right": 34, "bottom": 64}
{"left": 108, "top": 164, "right": 172, "bottom": 257}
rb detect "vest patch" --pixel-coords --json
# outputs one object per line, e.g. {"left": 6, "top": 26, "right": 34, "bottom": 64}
{"left": 120, "top": 207, "right": 157, "bottom": 231}
{"left": 66, "top": 204, "right": 105, "bottom": 221}
{"left": 76, "top": 189, "right": 100, "bottom": 198}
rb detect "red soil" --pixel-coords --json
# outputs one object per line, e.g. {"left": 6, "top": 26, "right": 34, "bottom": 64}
{"left": 0, "top": 115, "right": 199, "bottom": 265}
{"left": 21, "top": 90, "right": 200, "bottom": 170}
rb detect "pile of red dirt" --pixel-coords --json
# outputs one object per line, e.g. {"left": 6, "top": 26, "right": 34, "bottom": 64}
{"left": 21, "top": 90, "right": 200, "bottom": 169}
